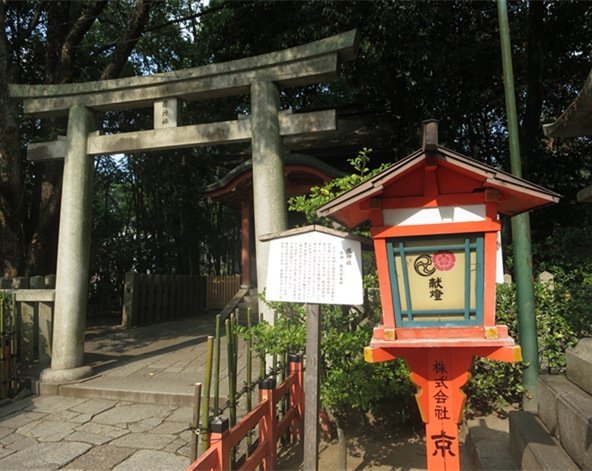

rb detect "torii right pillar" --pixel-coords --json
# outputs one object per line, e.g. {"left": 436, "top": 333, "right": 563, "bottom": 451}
{"left": 250, "top": 80, "right": 288, "bottom": 317}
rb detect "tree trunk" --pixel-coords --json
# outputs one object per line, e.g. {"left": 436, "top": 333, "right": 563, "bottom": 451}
{"left": 0, "top": 76, "right": 26, "bottom": 277}
{"left": 0, "top": 4, "right": 26, "bottom": 277}
{"left": 2, "top": 0, "right": 156, "bottom": 277}
{"left": 337, "top": 425, "right": 347, "bottom": 471}
{"left": 100, "top": 0, "right": 156, "bottom": 81}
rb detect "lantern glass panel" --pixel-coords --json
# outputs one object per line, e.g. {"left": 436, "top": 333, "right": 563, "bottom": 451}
{"left": 386, "top": 233, "right": 484, "bottom": 327}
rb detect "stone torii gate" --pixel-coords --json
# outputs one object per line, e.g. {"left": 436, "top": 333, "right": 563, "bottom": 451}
{"left": 9, "top": 30, "right": 359, "bottom": 383}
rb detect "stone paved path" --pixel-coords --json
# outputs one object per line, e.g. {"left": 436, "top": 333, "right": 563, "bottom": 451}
{"left": 0, "top": 394, "right": 194, "bottom": 471}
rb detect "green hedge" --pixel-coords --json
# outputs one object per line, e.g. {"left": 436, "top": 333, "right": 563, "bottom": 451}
{"left": 465, "top": 279, "right": 587, "bottom": 414}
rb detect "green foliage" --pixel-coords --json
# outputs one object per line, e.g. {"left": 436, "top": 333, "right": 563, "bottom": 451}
{"left": 288, "top": 148, "right": 389, "bottom": 225}
{"left": 466, "top": 279, "right": 587, "bottom": 415}
{"left": 319, "top": 303, "right": 417, "bottom": 428}
{"left": 239, "top": 296, "right": 418, "bottom": 429}
{"left": 466, "top": 283, "right": 526, "bottom": 413}
{"left": 534, "top": 282, "right": 579, "bottom": 372}
{"left": 534, "top": 226, "right": 592, "bottom": 285}
{"left": 237, "top": 298, "right": 306, "bottom": 358}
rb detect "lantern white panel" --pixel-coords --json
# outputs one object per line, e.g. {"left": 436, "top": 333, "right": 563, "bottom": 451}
{"left": 496, "top": 230, "right": 504, "bottom": 284}
{"left": 266, "top": 231, "right": 363, "bottom": 305}
{"left": 382, "top": 204, "right": 486, "bottom": 227}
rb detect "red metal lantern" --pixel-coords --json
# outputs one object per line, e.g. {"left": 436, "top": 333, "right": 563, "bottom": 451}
{"left": 317, "top": 120, "right": 560, "bottom": 470}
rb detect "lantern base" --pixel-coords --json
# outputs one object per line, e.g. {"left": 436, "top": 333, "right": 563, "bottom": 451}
{"left": 372, "top": 324, "right": 514, "bottom": 346}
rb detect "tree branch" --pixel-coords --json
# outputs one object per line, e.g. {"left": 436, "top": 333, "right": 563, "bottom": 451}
{"left": 9, "top": 0, "right": 45, "bottom": 53}
{"left": 100, "top": 0, "right": 158, "bottom": 81}
{"left": 54, "top": 0, "right": 109, "bottom": 84}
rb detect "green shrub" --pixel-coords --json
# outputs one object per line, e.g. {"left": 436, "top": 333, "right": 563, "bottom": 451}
{"left": 239, "top": 296, "right": 419, "bottom": 429}
{"left": 465, "top": 278, "right": 585, "bottom": 415}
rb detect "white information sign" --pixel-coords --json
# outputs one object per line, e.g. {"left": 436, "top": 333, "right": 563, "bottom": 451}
{"left": 265, "top": 230, "right": 364, "bottom": 305}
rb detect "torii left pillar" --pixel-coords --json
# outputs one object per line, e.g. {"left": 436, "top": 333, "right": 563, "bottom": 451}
{"left": 40, "top": 106, "right": 95, "bottom": 382}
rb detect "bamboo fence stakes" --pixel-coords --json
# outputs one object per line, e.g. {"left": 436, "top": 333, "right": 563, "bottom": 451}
{"left": 191, "top": 382, "right": 202, "bottom": 461}
{"left": 201, "top": 336, "right": 214, "bottom": 454}
{"left": 246, "top": 307, "right": 253, "bottom": 456}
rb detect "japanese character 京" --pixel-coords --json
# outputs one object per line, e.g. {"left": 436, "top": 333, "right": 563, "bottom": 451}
{"left": 431, "top": 430, "right": 456, "bottom": 457}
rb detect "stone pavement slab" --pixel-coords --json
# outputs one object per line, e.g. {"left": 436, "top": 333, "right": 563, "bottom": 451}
{"left": 0, "top": 395, "right": 195, "bottom": 471}
{"left": 0, "top": 441, "right": 92, "bottom": 471}
{"left": 63, "top": 445, "right": 136, "bottom": 471}
{"left": 111, "top": 449, "right": 190, "bottom": 471}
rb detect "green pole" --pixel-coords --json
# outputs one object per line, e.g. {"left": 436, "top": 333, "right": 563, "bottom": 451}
{"left": 213, "top": 314, "right": 221, "bottom": 415}
{"left": 497, "top": 0, "right": 539, "bottom": 411}
{"left": 1, "top": 292, "right": 6, "bottom": 399}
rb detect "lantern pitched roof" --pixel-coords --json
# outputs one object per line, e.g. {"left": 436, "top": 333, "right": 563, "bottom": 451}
{"left": 317, "top": 120, "right": 561, "bottom": 229}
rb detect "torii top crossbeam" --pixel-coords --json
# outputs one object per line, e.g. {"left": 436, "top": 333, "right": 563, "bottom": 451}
{"left": 10, "top": 30, "right": 358, "bottom": 118}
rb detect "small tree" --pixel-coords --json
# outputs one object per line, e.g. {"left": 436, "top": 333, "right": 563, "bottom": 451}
{"left": 240, "top": 150, "right": 417, "bottom": 469}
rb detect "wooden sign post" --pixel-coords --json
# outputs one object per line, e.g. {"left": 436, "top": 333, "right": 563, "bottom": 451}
{"left": 304, "top": 303, "right": 321, "bottom": 470}
{"left": 261, "top": 225, "right": 369, "bottom": 471}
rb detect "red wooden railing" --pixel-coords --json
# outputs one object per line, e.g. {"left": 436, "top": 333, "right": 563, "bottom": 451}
{"left": 186, "top": 357, "right": 303, "bottom": 471}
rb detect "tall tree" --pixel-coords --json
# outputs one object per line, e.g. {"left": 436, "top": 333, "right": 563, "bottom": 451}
{"left": 1, "top": 0, "right": 158, "bottom": 277}
{"left": 4, "top": 0, "right": 592, "bottom": 286}
{"left": 194, "top": 0, "right": 592, "bottom": 256}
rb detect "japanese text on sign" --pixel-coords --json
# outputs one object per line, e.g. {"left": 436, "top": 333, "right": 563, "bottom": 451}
{"left": 266, "top": 231, "right": 363, "bottom": 305}
{"left": 430, "top": 359, "right": 456, "bottom": 458}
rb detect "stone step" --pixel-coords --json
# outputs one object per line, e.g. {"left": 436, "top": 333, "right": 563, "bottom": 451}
{"left": 43, "top": 376, "right": 253, "bottom": 413}
{"left": 538, "top": 374, "right": 592, "bottom": 470}
{"left": 464, "top": 413, "right": 517, "bottom": 470}
{"left": 238, "top": 303, "right": 259, "bottom": 313}
{"left": 509, "top": 411, "right": 579, "bottom": 471}
{"left": 234, "top": 311, "right": 259, "bottom": 326}
{"left": 241, "top": 295, "right": 259, "bottom": 304}
{"left": 566, "top": 338, "right": 592, "bottom": 395}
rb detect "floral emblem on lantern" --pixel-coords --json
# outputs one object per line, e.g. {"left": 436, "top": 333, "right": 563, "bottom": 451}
{"left": 433, "top": 251, "right": 456, "bottom": 271}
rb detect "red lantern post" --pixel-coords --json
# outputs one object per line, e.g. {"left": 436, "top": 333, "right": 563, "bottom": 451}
{"left": 317, "top": 120, "right": 560, "bottom": 471}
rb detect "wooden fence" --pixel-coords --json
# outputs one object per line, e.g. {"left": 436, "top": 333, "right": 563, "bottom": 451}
{"left": 206, "top": 275, "right": 241, "bottom": 310}
{"left": 122, "top": 272, "right": 207, "bottom": 327}
{"left": 187, "top": 357, "right": 303, "bottom": 471}
{"left": 123, "top": 273, "right": 242, "bottom": 327}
